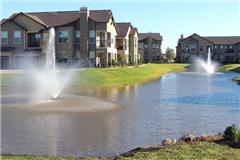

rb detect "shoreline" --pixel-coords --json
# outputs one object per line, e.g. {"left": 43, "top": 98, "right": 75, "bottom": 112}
{"left": 1, "top": 132, "right": 239, "bottom": 160}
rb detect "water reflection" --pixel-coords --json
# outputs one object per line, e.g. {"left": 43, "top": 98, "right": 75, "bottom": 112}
{"left": 1, "top": 72, "right": 240, "bottom": 157}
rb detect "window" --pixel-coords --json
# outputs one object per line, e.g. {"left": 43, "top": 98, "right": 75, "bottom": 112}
{"left": 189, "top": 44, "right": 196, "bottom": 52}
{"left": 134, "top": 38, "right": 137, "bottom": 47}
{"left": 1, "top": 31, "right": 8, "bottom": 44}
{"left": 58, "top": 31, "right": 68, "bottom": 43}
{"left": 111, "top": 33, "right": 115, "bottom": 44}
{"left": 75, "top": 31, "right": 80, "bottom": 43}
{"left": 224, "top": 45, "right": 228, "bottom": 49}
{"left": 220, "top": 45, "right": 223, "bottom": 49}
{"left": 107, "top": 32, "right": 111, "bottom": 47}
{"left": 229, "top": 45, "right": 233, "bottom": 49}
{"left": 89, "top": 31, "right": 95, "bottom": 44}
{"left": 28, "top": 33, "right": 40, "bottom": 48}
{"left": 152, "top": 44, "right": 156, "bottom": 49}
{"left": 14, "top": 31, "right": 21, "bottom": 44}
{"left": 125, "top": 39, "right": 128, "bottom": 50}
{"left": 144, "top": 44, "right": 148, "bottom": 48}
{"left": 214, "top": 45, "right": 218, "bottom": 49}
{"left": 96, "top": 32, "right": 106, "bottom": 47}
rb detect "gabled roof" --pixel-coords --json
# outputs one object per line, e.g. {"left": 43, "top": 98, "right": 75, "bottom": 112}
{"left": 116, "top": 22, "right": 132, "bottom": 37}
{"left": 204, "top": 36, "right": 240, "bottom": 45}
{"left": 130, "top": 27, "right": 138, "bottom": 36}
{"left": 1, "top": 10, "right": 115, "bottom": 28}
{"left": 0, "top": 19, "right": 8, "bottom": 25}
{"left": 180, "top": 33, "right": 213, "bottom": 44}
{"left": 26, "top": 10, "right": 113, "bottom": 27}
{"left": 180, "top": 33, "right": 240, "bottom": 45}
{"left": 7, "top": 12, "right": 48, "bottom": 27}
{"left": 139, "top": 33, "right": 162, "bottom": 41}
{"left": 0, "top": 18, "right": 27, "bottom": 31}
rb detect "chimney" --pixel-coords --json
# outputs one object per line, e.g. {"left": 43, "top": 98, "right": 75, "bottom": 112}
{"left": 80, "top": 6, "right": 89, "bottom": 66}
{"left": 180, "top": 34, "right": 183, "bottom": 40}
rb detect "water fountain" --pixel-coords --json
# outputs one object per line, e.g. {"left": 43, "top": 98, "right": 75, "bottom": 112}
{"left": 33, "top": 28, "right": 66, "bottom": 101}
{"left": 201, "top": 48, "right": 215, "bottom": 74}
{"left": 1, "top": 27, "right": 120, "bottom": 112}
{"left": 190, "top": 48, "right": 218, "bottom": 74}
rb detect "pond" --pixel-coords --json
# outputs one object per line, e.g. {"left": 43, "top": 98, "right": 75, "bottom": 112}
{"left": 1, "top": 71, "right": 240, "bottom": 157}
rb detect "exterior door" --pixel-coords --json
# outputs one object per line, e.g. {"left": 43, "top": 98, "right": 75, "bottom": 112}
{"left": 0, "top": 56, "right": 9, "bottom": 69}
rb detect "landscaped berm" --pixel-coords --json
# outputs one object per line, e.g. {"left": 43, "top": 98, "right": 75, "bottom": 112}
{"left": 1, "top": 141, "right": 240, "bottom": 160}
{"left": 72, "top": 63, "right": 188, "bottom": 87}
{"left": 219, "top": 64, "right": 240, "bottom": 84}
{"left": 0, "top": 64, "right": 188, "bottom": 88}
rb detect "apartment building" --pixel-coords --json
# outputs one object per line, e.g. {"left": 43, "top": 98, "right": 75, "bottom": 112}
{"left": 176, "top": 33, "right": 240, "bottom": 63}
{"left": 0, "top": 7, "right": 119, "bottom": 69}
{"left": 116, "top": 23, "right": 139, "bottom": 65}
{"left": 138, "top": 33, "right": 162, "bottom": 63}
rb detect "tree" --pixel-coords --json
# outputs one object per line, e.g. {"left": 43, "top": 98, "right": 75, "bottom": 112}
{"left": 165, "top": 47, "right": 176, "bottom": 62}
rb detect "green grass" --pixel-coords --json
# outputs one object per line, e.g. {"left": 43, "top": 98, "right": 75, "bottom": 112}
{"left": 1, "top": 142, "right": 240, "bottom": 160}
{"left": 0, "top": 64, "right": 188, "bottom": 88}
{"left": 71, "top": 64, "right": 188, "bottom": 88}
{"left": 233, "top": 77, "right": 240, "bottom": 84}
{"left": 219, "top": 64, "right": 240, "bottom": 84}
{"left": 219, "top": 64, "right": 240, "bottom": 72}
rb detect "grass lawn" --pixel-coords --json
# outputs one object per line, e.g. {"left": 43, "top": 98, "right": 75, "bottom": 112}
{"left": 1, "top": 142, "right": 240, "bottom": 160}
{"left": 0, "top": 64, "right": 188, "bottom": 88}
{"left": 219, "top": 64, "right": 240, "bottom": 73}
{"left": 71, "top": 63, "right": 188, "bottom": 88}
{"left": 219, "top": 64, "right": 240, "bottom": 84}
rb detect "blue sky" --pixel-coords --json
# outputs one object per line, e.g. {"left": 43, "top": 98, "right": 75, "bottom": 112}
{"left": 1, "top": 0, "right": 240, "bottom": 52}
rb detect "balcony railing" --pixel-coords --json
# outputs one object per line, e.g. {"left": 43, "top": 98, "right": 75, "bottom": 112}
{"left": 96, "top": 40, "right": 111, "bottom": 48}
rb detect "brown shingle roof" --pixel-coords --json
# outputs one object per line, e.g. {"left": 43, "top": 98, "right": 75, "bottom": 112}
{"left": 139, "top": 33, "right": 162, "bottom": 41}
{"left": 116, "top": 22, "right": 132, "bottom": 37}
{"left": 130, "top": 27, "right": 138, "bottom": 35}
{"left": 26, "top": 10, "right": 113, "bottom": 27}
{"left": 204, "top": 36, "right": 240, "bottom": 44}
{"left": 0, "top": 19, "right": 8, "bottom": 25}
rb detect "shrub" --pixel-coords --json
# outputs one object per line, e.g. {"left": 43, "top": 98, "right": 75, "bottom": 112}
{"left": 224, "top": 124, "right": 240, "bottom": 142}
{"left": 108, "top": 60, "right": 112, "bottom": 67}
{"left": 117, "top": 54, "right": 126, "bottom": 67}
{"left": 112, "top": 59, "right": 116, "bottom": 67}
{"left": 129, "top": 58, "right": 134, "bottom": 66}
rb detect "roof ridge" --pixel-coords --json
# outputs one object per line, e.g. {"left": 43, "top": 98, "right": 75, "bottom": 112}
{"left": 116, "top": 22, "right": 131, "bottom": 24}
{"left": 204, "top": 36, "right": 240, "bottom": 38}
{"left": 26, "top": 9, "right": 111, "bottom": 14}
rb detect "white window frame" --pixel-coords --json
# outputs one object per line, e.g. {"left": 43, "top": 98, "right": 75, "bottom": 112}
{"left": 75, "top": 31, "right": 80, "bottom": 43}
{"left": 89, "top": 31, "right": 95, "bottom": 44}
{"left": 1, "top": 31, "right": 8, "bottom": 44}
{"left": 58, "top": 31, "right": 68, "bottom": 43}
{"left": 14, "top": 31, "right": 21, "bottom": 44}
{"left": 27, "top": 32, "right": 41, "bottom": 49}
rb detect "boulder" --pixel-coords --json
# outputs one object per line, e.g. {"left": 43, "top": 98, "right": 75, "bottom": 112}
{"left": 162, "top": 138, "right": 177, "bottom": 145}
{"left": 179, "top": 133, "right": 195, "bottom": 142}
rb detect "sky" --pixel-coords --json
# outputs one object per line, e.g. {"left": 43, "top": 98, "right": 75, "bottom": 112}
{"left": 1, "top": 0, "right": 240, "bottom": 52}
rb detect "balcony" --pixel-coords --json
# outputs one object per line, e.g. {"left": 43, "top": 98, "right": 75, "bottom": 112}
{"left": 96, "top": 40, "right": 111, "bottom": 48}
{"left": 225, "top": 49, "right": 234, "bottom": 53}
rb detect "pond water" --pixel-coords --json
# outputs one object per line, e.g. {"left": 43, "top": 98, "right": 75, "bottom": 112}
{"left": 1, "top": 71, "right": 240, "bottom": 157}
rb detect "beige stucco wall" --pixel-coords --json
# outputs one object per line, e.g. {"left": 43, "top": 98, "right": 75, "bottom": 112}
{"left": 13, "top": 14, "right": 45, "bottom": 32}
{"left": 1, "top": 21, "right": 25, "bottom": 52}
{"left": 106, "top": 18, "right": 117, "bottom": 62}
{"left": 129, "top": 32, "right": 138, "bottom": 63}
